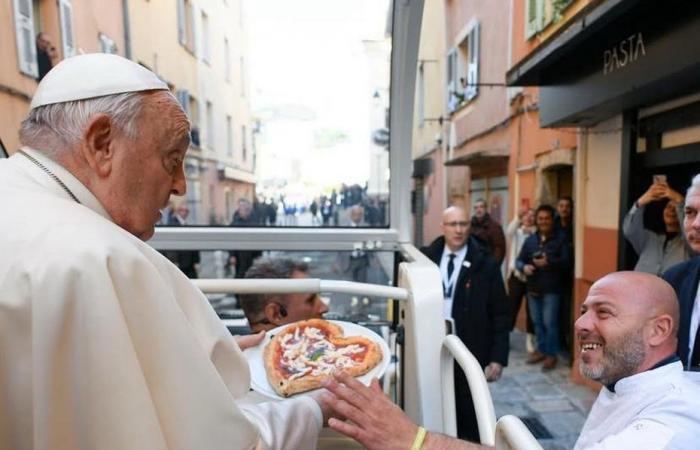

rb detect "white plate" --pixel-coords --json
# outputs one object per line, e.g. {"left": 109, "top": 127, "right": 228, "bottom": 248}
{"left": 243, "top": 320, "right": 391, "bottom": 400}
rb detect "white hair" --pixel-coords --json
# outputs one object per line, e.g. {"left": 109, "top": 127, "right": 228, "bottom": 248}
{"left": 688, "top": 174, "right": 700, "bottom": 196}
{"left": 19, "top": 92, "right": 146, "bottom": 157}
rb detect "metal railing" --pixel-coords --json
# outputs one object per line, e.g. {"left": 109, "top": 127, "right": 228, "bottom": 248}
{"left": 441, "top": 334, "right": 497, "bottom": 445}
{"left": 193, "top": 278, "right": 409, "bottom": 300}
{"left": 495, "top": 415, "right": 543, "bottom": 450}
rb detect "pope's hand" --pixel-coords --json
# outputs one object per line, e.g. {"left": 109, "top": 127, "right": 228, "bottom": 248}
{"left": 234, "top": 331, "right": 265, "bottom": 350}
{"left": 323, "top": 371, "right": 419, "bottom": 450}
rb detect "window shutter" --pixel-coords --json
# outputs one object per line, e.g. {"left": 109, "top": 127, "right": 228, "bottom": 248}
{"left": 190, "top": 2, "right": 197, "bottom": 56}
{"left": 446, "top": 48, "right": 458, "bottom": 112}
{"left": 525, "top": 0, "right": 544, "bottom": 39}
{"left": 13, "top": 0, "right": 37, "bottom": 77}
{"left": 465, "top": 22, "right": 479, "bottom": 101}
{"left": 59, "top": 0, "right": 75, "bottom": 57}
{"left": 177, "top": 0, "right": 186, "bottom": 45}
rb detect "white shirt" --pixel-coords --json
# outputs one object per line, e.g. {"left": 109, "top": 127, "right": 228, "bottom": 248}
{"left": 0, "top": 148, "right": 322, "bottom": 450}
{"left": 689, "top": 282, "right": 700, "bottom": 368}
{"left": 574, "top": 361, "right": 700, "bottom": 450}
{"left": 439, "top": 244, "right": 468, "bottom": 319}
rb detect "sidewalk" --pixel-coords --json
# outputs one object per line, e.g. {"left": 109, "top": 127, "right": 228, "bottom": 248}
{"left": 492, "top": 332, "right": 597, "bottom": 450}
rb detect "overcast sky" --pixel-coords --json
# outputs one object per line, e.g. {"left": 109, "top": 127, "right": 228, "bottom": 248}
{"left": 245, "top": 0, "right": 391, "bottom": 197}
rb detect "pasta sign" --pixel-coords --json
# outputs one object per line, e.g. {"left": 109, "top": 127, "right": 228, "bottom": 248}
{"left": 603, "top": 32, "right": 646, "bottom": 75}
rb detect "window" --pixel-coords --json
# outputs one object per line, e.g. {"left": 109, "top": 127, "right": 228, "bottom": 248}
{"left": 177, "top": 0, "right": 196, "bottom": 54}
{"left": 226, "top": 115, "right": 233, "bottom": 157}
{"left": 447, "top": 22, "right": 479, "bottom": 113}
{"left": 417, "top": 62, "right": 425, "bottom": 127}
{"left": 240, "top": 56, "right": 245, "bottom": 97}
{"left": 201, "top": 11, "right": 210, "bottom": 63}
{"left": 206, "top": 101, "right": 214, "bottom": 149}
{"left": 58, "top": 0, "right": 75, "bottom": 57}
{"left": 241, "top": 125, "right": 247, "bottom": 162}
{"left": 190, "top": 95, "right": 201, "bottom": 147}
{"left": 224, "top": 37, "right": 231, "bottom": 81}
{"left": 99, "top": 33, "right": 118, "bottom": 54}
{"left": 12, "top": 0, "right": 37, "bottom": 77}
{"left": 525, "top": 0, "right": 573, "bottom": 39}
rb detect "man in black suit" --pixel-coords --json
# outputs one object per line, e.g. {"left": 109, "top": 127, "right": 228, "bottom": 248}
{"left": 663, "top": 174, "right": 700, "bottom": 371}
{"left": 165, "top": 204, "right": 200, "bottom": 278}
{"left": 421, "top": 206, "right": 510, "bottom": 442}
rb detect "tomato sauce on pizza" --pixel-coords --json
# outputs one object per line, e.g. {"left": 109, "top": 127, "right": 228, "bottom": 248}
{"left": 263, "top": 319, "right": 382, "bottom": 397}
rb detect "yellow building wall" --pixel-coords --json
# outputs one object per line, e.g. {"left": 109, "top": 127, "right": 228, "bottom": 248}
{"left": 128, "top": 0, "right": 198, "bottom": 93}
{"left": 72, "top": 0, "right": 126, "bottom": 55}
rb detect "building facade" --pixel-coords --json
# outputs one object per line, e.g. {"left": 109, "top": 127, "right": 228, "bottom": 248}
{"left": 2, "top": 0, "right": 125, "bottom": 153}
{"left": 411, "top": 0, "right": 447, "bottom": 247}
{"left": 508, "top": 0, "right": 700, "bottom": 384}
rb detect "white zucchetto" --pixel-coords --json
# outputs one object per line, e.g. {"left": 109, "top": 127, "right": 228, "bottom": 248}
{"left": 30, "top": 53, "right": 168, "bottom": 110}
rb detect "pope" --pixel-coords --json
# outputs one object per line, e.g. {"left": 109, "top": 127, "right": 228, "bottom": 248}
{"left": 0, "top": 54, "right": 331, "bottom": 450}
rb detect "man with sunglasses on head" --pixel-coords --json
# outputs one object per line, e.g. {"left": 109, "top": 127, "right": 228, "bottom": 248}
{"left": 421, "top": 206, "right": 510, "bottom": 443}
{"left": 240, "top": 257, "right": 329, "bottom": 333}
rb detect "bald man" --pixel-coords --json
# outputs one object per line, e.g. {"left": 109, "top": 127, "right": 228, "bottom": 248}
{"left": 421, "top": 206, "right": 510, "bottom": 442}
{"left": 319, "top": 271, "right": 700, "bottom": 450}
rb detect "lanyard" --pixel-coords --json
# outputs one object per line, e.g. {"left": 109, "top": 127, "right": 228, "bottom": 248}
{"left": 442, "top": 255, "right": 461, "bottom": 298}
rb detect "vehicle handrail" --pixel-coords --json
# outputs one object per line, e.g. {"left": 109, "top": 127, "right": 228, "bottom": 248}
{"left": 441, "top": 334, "right": 497, "bottom": 445}
{"left": 495, "top": 415, "right": 543, "bottom": 450}
{"left": 193, "top": 278, "right": 410, "bottom": 300}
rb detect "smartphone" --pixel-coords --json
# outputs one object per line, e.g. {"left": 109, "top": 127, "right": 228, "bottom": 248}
{"left": 653, "top": 174, "right": 667, "bottom": 185}
{"left": 532, "top": 250, "right": 544, "bottom": 259}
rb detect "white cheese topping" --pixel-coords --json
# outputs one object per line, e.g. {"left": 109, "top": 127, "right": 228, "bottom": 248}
{"left": 278, "top": 326, "right": 368, "bottom": 377}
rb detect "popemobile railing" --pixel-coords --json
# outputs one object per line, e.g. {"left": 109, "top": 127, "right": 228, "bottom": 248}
{"left": 441, "top": 334, "right": 543, "bottom": 449}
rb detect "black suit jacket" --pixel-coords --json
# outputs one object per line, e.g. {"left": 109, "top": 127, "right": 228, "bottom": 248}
{"left": 422, "top": 236, "right": 510, "bottom": 367}
{"left": 663, "top": 257, "right": 700, "bottom": 368}
{"left": 165, "top": 216, "right": 200, "bottom": 278}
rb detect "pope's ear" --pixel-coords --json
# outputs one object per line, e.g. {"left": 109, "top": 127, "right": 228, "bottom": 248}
{"left": 81, "top": 113, "right": 115, "bottom": 177}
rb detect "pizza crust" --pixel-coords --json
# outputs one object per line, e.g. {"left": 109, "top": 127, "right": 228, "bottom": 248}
{"left": 263, "top": 319, "right": 382, "bottom": 397}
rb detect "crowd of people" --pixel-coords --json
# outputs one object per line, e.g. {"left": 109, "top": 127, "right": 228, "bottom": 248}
{"left": 3, "top": 54, "right": 700, "bottom": 450}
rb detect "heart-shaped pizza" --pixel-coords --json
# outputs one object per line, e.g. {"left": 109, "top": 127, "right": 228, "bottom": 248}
{"left": 263, "top": 318, "right": 382, "bottom": 397}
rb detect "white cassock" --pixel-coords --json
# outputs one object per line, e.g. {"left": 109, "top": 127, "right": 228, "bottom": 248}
{"left": 574, "top": 361, "right": 700, "bottom": 450}
{"left": 0, "top": 148, "right": 322, "bottom": 450}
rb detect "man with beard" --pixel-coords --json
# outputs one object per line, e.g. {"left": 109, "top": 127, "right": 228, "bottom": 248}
{"left": 470, "top": 199, "right": 506, "bottom": 265}
{"left": 663, "top": 173, "right": 700, "bottom": 371}
{"left": 319, "top": 272, "right": 700, "bottom": 450}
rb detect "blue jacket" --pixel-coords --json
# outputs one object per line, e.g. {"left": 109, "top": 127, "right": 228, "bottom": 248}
{"left": 516, "top": 231, "right": 571, "bottom": 295}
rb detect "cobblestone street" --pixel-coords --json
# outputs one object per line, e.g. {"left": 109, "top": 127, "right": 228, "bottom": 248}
{"left": 493, "top": 332, "right": 597, "bottom": 449}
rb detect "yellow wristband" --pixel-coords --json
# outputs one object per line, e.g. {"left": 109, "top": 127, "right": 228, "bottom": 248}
{"left": 410, "top": 426, "right": 427, "bottom": 450}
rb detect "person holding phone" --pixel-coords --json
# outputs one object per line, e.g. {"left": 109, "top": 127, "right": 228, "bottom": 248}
{"left": 623, "top": 177, "right": 689, "bottom": 275}
{"left": 516, "top": 204, "right": 572, "bottom": 370}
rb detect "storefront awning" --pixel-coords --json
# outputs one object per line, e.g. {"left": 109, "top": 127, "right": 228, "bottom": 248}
{"left": 507, "top": 0, "right": 700, "bottom": 127}
{"left": 445, "top": 148, "right": 509, "bottom": 177}
{"left": 506, "top": 0, "right": 639, "bottom": 87}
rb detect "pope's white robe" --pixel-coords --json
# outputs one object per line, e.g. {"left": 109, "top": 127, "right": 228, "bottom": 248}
{"left": 0, "top": 148, "right": 322, "bottom": 450}
{"left": 574, "top": 361, "right": 700, "bottom": 450}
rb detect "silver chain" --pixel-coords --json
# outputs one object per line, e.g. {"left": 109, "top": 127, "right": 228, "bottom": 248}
{"left": 18, "top": 150, "right": 81, "bottom": 204}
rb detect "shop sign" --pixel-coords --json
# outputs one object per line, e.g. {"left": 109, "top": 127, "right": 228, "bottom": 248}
{"left": 603, "top": 32, "right": 646, "bottom": 75}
